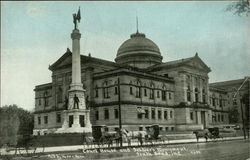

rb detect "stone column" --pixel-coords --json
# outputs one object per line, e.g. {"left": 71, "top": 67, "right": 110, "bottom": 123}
{"left": 70, "top": 29, "right": 83, "bottom": 90}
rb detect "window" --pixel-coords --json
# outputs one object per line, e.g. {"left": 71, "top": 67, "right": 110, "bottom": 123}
{"left": 150, "top": 89, "right": 154, "bottom": 99}
{"left": 221, "top": 115, "right": 224, "bottom": 122}
{"left": 164, "top": 110, "right": 168, "bottom": 120}
{"left": 115, "top": 87, "right": 118, "bottom": 95}
{"left": 170, "top": 110, "right": 173, "bottom": 119}
{"left": 144, "top": 89, "right": 147, "bottom": 96}
{"left": 158, "top": 110, "right": 162, "bottom": 119}
{"left": 162, "top": 90, "right": 166, "bottom": 101}
{"left": 38, "top": 117, "right": 41, "bottom": 125}
{"left": 103, "top": 81, "right": 109, "bottom": 98}
{"left": 171, "top": 127, "right": 174, "bottom": 131}
{"left": 190, "top": 112, "right": 193, "bottom": 120}
{"left": 57, "top": 87, "right": 63, "bottom": 103}
{"left": 44, "top": 91, "right": 49, "bottom": 107}
{"left": 38, "top": 99, "right": 41, "bottom": 105}
{"left": 202, "top": 89, "right": 206, "bottom": 103}
{"left": 195, "top": 88, "right": 199, "bottom": 102}
{"left": 103, "top": 88, "right": 109, "bottom": 98}
{"left": 104, "top": 127, "right": 109, "bottom": 132}
{"left": 95, "top": 110, "right": 99, "bottom": 120}
{"left": 44, "top": 116, "right": 48, "bottom": 124}
{"left": 169, "top": 93, "right": 172, "bottom": 99}
{"left": 95, "top": 88, "right": 98, "bottom": 98}
{"left": 139, "top": 127, "right": 143, "bottom": 131}
{"left": 130, "top": 87, "right": 133, "bottom": 95}
{"left": 219, "top": 95, "right": 223, "bottom": 107}
{"left": 151, "top": 108, "right": 155, "bottom": 119}
{"left": 165, "top": 127, "right": 169, "bottom": 131}
{"left": 104, "top": 109, "right": 109, "bottom": 119}
{"left": 157, "top": 91, "right": 160, "bottom": 98}
{"left": 114, "top": 108, "right": 119, "bottom": 119}
{"left": 145, "top": 109, "right": 149, "bottom": 119}
{"left": 212, "top": 97, "right": 216, "bottom": 106}
{"left": 218, "top": 114, "right": 221, "bottom": 122}
{"left": 187, "top": 85, "right": 191, "bottom": 102}
{"left": 56, "top": 113, "right": 61, "bottom": 123}
{"left": 136, "top": 87, "right": 140, "bottom": 98}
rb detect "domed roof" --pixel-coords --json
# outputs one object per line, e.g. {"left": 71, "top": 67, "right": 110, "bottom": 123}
{"left": 116, "top": 32, "right": 161, "bottom": 58}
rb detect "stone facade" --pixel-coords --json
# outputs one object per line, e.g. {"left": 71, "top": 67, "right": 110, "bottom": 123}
{"left": 33, "top": 32, "right": 236, "bottom": 135}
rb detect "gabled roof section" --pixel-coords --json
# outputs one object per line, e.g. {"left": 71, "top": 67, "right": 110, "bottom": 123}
{"left": 148, "top": 53, "right": 211, "bottom": 73}
{"left": 210, "top": 78, "right": 247, "bottom": 87}
{"left": 49, "top": 48, "right": 120, "bottom": 71}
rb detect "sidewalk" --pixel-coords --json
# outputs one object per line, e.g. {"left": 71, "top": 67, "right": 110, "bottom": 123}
{"left": 39, "top": 136, "right": 245, "bottom": 153}
{"left": 0, "top": 136, "right": 245, "bottom": 155}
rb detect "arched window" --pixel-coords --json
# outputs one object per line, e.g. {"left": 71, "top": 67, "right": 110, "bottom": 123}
{"left": 195, "top": 88, "right": 199, "bottom": 102}
{"left": 57, "top": 87, "right": 63, "bottom": 103}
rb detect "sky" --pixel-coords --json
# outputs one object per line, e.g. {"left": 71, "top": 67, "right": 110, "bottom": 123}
{"left": 1, "top": 1, "right": 249, "bottom": 111}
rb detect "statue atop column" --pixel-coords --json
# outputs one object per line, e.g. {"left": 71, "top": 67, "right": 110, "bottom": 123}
{"left": 73, "top": 7, "right": 81, "bottom": 30}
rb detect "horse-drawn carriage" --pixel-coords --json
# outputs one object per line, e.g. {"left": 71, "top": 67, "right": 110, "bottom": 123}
{"left": 83, "top": 125, "right": 120, "bottom": 148}
{"left": 193, "top": 127, "right": 223, "bottom": 142}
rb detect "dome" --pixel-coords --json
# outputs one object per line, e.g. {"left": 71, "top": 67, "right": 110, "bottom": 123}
{"left": 115, "top": 32, "right": 163, "bottom": 68}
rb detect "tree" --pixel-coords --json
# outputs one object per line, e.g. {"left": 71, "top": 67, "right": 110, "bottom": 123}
{"left": 227, "top": 0, "right": 250, "bottom": 16}
{"left": 0, "top": 105, "right": 34, "bottom": 146}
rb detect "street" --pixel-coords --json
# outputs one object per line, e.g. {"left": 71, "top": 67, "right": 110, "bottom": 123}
{"left": 1, "top": 139, "right": 249, "bottom": 160}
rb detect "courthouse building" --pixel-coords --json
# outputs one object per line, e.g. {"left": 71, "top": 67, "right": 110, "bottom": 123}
{"left": 33, "top": 31, "right": 237, "bottom": 135}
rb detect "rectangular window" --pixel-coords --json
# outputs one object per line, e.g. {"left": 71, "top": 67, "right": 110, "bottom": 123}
{"left": 44, "top": 116, "right": 48, "bottom": 124}
{"left": 144, "top": 89, "right": 147, "bottom": 96}
{"left": 145, "top": 109, "right": 149, "bottom": 119}
{"left": 115, "top": 87, "right": 118, "bottom": 95}
{"left": 169, "top": 93, "right": 172, "bottom": 99}
{"left": 151, "top": 108, "right": 155, "bottom": 119}
{"left": 158, "top": 110, "right": 162, "bottom": 119}
{"left": 56, "top": 113, "right": 61, "bottom": 123}
{"left": 38, "top": 99, "right": 41, "bottom": 105}
{"left": 164, "top": 110, "right": 168, "bottom": 120}
{"left": 104, "top": 127, "right": 109, "bottom": 132}
{"left": 130, "top": 87, "right": 133, "bottom": 95}
{"left": 95, "top": 88, "right": 98, "bottom": 98}
{"left": 95, "top": 110, "right": 99, "bottom": 120}
{"left": 162, "top": 91, "right": 166, "bottom": 101}
{"left": 165, "top": 127, "right": 169, "bottom": 131}
{"left": 221, "top": 115, "right": 224, "bottom": 122}
{"left": 171, "top": 127, "right": 174, "bottom": 131}
{"left": 150, "top": 89, "right": 154, "bottom": 99}
{"left": 139, "top": 127, "right": 143, "bottom": 131}
{"left": 104, "top": 109, "right": 109, "bottom": 119}
{"left": 38, "top": 116, "right": 41, "bottom": 125}
{"left": 218, "top": 114, "right": 220, "bottom": 122}
{"left": 170, "top": 110, "right": 173, "bottom": 119}
{"left": 114, "top": 108, "right": 119, "bottom": 119}
{"left": 190, "top": 112, "right": 193, "bottom": 120}
{"left": 157, "top": 91, "right": 160, "bottom": 98}
{"left": 136, "top": 87, "right": 140, "bottom": 98}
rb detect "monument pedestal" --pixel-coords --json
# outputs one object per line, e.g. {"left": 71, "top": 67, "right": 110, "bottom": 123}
{"left": 56, "top": 88, "right": 92, "bottom": 133}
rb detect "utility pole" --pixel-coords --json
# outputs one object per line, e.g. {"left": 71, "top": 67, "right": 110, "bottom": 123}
{"left": 118, "top": 77, "right": 123, "bottom": 147}
{"left": 233, "top": 77, "right": 249, "bottom": 139}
